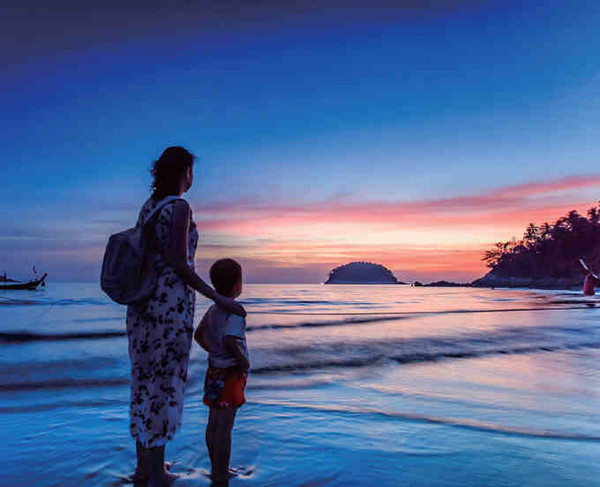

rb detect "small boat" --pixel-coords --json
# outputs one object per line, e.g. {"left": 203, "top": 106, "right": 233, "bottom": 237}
{"left": 0, "top": 273, "right": 47, "bottom": 290}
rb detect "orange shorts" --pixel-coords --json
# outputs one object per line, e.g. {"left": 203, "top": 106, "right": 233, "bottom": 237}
{"left": 203, "top": 365, "right": 247, "bottom": 409}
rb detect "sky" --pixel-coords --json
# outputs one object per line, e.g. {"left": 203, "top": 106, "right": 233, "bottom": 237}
{"left": 1, "top": 0, "right": 600, "bottom": 283}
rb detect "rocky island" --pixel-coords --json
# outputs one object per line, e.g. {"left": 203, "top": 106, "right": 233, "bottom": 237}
{"left": 325, "top": 262, "right": 402, "bottom": 284}
{"left": 423, "top": 280, "right": 471, "bottom": 287}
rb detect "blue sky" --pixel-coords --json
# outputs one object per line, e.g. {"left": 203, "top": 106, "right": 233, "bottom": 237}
{"left": 1, "top": 0, "right": 600, "bottom": 282}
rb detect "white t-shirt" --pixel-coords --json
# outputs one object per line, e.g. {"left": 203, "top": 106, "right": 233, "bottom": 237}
{"left": 199, "top": 304, "right": 248, "bottom": 368}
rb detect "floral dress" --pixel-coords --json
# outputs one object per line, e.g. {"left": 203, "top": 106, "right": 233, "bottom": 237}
{"left": 126, "top": 197, "right": 198, "bottom": 448}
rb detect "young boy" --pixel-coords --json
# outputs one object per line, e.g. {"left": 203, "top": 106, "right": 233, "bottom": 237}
{"left": 194, "top": 258, "right": 249, "bottom": 485}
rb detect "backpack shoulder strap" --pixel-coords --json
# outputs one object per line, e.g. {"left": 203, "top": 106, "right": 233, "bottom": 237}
{"left": 141, "top": 196, "right": 184, "bottom": 227}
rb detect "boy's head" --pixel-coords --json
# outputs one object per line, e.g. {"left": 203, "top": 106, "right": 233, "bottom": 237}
{"left": 210, "top": 258, "right": 242, "bottom": 298}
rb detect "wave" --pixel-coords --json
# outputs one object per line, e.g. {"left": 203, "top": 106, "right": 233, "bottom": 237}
{"left": 248, "top": 376, "right": 338, "bottom": 391}
{"left": 246, "top": 302, "right": 593, "bottom": 331}
{"left": 3, "top": 304, "right": 595, "bottom": 344}
{"left": 0, "top": 330, "right": 125, "bottom": 343}
{"left": 251, "top": 304, "right": 594, "bottom": 317}
{"left": 4, "top": 335, "right": 600, "bottom": 392}
{"left": 549, "top": 299, "right": 598, "bottom": 306}
{"left": 252, "top": 400, "right": 600, "bottom": 442}
{"left": 0, "top": 398, "right": 123, "bottom": 414}
{"left": 0, "top": 377, "right": 129, "bottom": 392}
{"left": 7, "top": 395, "right": 599, "bottom": 444}
{"left": 0, "top": 305, "right": 571, "bottom": 342}
{"left": 4, "top": 313, "right": 600, "bottom": 393}
{"left": 250, "top": 341, "right": 600, "bottom": 374}
{"left": 0, "top": 297, "right": 110, "bottom": 307}
{"left": 242, "top": 297, "right": 375, "bottom": 307}
{"left": 249, "top": 323, "right": 600, "bottom": 374}
{"left": 248, "top": 305, "right": 594, "bottom": 331}
{"left": 246, "top": 314, "right": 410, "bottom": 331}
{"left": 2, "top": 302, "right": 598, "bottom": 347}
{"left": 68, "top": 316, "right": 124, "bottom": 324}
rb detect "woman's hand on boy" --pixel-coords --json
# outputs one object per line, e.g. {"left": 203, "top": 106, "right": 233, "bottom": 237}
{"left": 215, "top": 295, "right": 246, "bottom": 317}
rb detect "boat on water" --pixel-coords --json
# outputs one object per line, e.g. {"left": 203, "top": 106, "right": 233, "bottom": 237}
{"left": 0, "top": 272, "right": 47, "bottom": 290}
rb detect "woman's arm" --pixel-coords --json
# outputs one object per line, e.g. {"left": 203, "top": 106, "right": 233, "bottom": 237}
{"left": 164, "top": 200, "right": 246, "bottom": 316}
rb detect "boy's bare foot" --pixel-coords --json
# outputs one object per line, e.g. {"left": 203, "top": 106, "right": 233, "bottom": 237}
{"left": 209, "top": 468, "right": 237, "bottom": 486}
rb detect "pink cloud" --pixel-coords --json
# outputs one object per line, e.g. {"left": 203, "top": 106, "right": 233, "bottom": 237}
{"left": 194, "top": 175, "right": 600, "bottom": 230}
{"left": 190, "top": 175, "right": 600, "bottom": 282}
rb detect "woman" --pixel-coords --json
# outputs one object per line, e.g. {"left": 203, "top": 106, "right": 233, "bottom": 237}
{"left": 126, "top": 146, "right": 245, "bottom": 486}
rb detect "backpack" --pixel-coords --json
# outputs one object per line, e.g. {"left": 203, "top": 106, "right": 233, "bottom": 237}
{"left": 101, "top": 196, "right": 182, "bottom": 304}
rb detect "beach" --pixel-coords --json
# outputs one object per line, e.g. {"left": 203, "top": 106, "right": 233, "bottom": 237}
{"left": 3, "top": 283, "right": 600, "bottom": 486}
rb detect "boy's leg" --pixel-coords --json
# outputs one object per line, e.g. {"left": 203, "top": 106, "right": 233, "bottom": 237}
{"left": 206, "top": 407, "right": 218, "bottom": 471}
{"left": 220, "top": 408, "right": 237, "bottom": 476}
{"left": 210, "top": 408, "right": 238, "bottom": 482}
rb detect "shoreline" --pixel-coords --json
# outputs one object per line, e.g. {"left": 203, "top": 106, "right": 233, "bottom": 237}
{"left": 472, "top": 276, "right": 583, "bottom": 291}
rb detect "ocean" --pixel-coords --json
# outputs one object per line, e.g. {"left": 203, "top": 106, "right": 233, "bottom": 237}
{"left": 2, "top": 283, "right": 600, "bottom": 486}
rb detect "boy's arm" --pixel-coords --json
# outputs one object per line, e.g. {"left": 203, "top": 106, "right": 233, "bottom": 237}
{"left": 224, "top": 335, "right": 250, "bottom": 372}
{"left": 194, "top": 314, "right": 210, "bottom": 352}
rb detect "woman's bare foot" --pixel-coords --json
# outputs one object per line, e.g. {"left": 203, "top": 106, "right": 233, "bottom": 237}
{"left": 130, "top": 462, "right": 173, "bottom": 483}
{"left": 130, "top": 469, "right": 148, "bottom": 482}
{"left": 147, "top": 470, "right": 179, "bottom": 487}
{"left": 163, "top": 469, "right": 180, "bottom": 483}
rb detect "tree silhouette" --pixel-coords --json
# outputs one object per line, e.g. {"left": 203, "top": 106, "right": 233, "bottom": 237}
{"left": 482, "top": 204, "right": 600, "bottom": 283}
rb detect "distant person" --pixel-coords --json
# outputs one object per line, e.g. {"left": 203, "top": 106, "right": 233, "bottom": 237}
{"left": 127, "top": 147, "right": 245, "bottom": 487}
{"left": 194, "top": 258, "right": 250, "bottom": 486}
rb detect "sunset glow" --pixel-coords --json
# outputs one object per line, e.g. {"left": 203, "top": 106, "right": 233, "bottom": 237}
{"left": 192, "top": 176, "right": 600, "bottom": 282}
